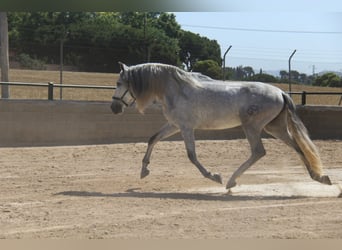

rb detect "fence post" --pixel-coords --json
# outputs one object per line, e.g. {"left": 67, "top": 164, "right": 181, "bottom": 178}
{"left": 222, "top": 45, "right": 232, "bottom": 81}
{"left": 288, "top": 49, "right": 297, "bottom": 97}
{"left": 301, "top": 91, "right": 306, "bottom": 105}
{"left": 48, "top": 82, "right": 54, "bottom": 100}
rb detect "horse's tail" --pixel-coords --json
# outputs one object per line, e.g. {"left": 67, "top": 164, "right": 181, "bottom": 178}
{"left": 282, "top": 92, "right": 332, "bottom": 185}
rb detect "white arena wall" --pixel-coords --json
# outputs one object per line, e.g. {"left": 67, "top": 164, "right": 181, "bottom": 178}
{"left": 0, "top": 100, "right": 341, "bottom": 147}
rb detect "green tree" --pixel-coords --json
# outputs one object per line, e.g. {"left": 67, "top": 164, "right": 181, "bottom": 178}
{"left": 8, "top": 12, "right": 95, "bottom": 64}
{"left": 279, "top": 70, "right": 288, "bottom": 82}
{"left": 118, "top": 12, "right": 159, "bottom": 29}
{"left": 235, "top": 66, "right": 246, "bottom": 79}
{"left": 243, "top": 66, "right": 255, "bottom": 79}
{"left": 7, "top": 12, "right": 25, "bottom": 47}
{"left": 223, "top": 66, "right": 254, "bottom": 80}
{"left": 291, "top": 70, "right": 300, "bottom": 83}
{"left": 299, "top": 73, "right": 308, "bottom": 84}
{"left": 314, "top": 72, "right": 342, "bottom": 87}
{"left": 222, "top": 67, "right": 235, "bottom": 80}
{"left": 8, "top": 12, "right": 182, "bottom": 72}
{"left": 154, "top": 13, "right": 181, "bottom": 38}
{"left": 250, "top": 73, "right": 278, "bottom": 83}
{"left": 7, "top": 12, "right": 220, "bottom": 73}
{"left": 192, "top": 60, "right": 222, "bottom": 79}
{"left": 179, "top": 30, "right": 221, "bottom": 71}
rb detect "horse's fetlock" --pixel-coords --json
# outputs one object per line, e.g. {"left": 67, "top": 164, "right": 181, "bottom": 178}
{"left": 204, "top": 171, "right": 211, "bottom": 178}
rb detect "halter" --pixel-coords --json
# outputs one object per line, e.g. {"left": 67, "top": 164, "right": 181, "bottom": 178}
{"left": 112, "top": 83, "right": 136, "bottom": 107}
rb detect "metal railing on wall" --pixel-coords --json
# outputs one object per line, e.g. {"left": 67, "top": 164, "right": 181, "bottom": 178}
{"left": 290, "top": 91, "right": 342, "bottom": 106}
{"left": 0, "top": 81, "right": 342, "bottom": 105}
{"left": 0, "top": 81, "right": 116, "bottom": 101}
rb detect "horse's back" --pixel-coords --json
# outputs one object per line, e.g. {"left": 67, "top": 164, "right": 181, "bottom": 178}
{"left": 187, "top": 80, "right": 285, "bottom": 130}
{"left": 199, "top": 80, "right": 283, "bottom": 104}
{"left": 202, "top": 80, "right": 279, "bottom": 93}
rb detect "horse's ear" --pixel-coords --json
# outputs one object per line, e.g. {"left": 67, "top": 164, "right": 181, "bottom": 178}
{"left": 118, "top": 62, "right": 127, "bottom": 72}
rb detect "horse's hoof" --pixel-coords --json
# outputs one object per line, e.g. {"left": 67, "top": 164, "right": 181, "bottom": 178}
{"left": 207, "top": 173, "right": 222, "bottom": 184}
{"left": 226, "top": 180, "right": 237, "bottom": 189}
{"left": 140, "top": 168, "right": 150, "bottom": 179}
{"left": 320, "top": 175, "right": 332, "bottom": 185}
{"left": 211, "top": 173, "right": 223, "bottom": 184}
{"left": 226, "top": 189, "right": 233, "bottom": 195}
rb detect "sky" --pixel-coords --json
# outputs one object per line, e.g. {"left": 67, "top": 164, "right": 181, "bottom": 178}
{"left": 173, "top": 9, "right": 342, "bottom": 75}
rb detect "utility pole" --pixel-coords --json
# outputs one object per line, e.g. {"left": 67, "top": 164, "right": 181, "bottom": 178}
{"left": 59, "top": 25, "right": 69, "bottom": 100}
{"left": 59, "top": 37, "right": 64, "bottom": 100}
{"left": 0, "top": 12, "right": 9, "bottom": 98}
{"left": 144, "top": 13, "right": 148, "bottom": 62}
{"left": 288, "top": 49, "right": 297, "bottom": 96}
{"left": 222, "top": 45, "right": 232, "bottom": 81}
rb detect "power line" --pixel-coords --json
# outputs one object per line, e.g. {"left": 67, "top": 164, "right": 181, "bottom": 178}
{"left": 181, "top": 24, "right": 342, "bottom": 34}
{"left": 219, "top": 44, "right": 342, "bottom": 62}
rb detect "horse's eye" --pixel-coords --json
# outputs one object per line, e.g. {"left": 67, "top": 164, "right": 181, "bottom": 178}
{"left": 116, "top": 82, "right": 121, "bottom": 87}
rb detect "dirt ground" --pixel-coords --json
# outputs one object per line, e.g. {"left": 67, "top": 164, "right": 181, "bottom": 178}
{"left": 0, "top": 139, "right": 341, "bottom": 239}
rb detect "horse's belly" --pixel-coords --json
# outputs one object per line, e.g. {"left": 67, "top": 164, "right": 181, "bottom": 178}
{"left": 197, "top": 115, "right": 241, "bottom": 130}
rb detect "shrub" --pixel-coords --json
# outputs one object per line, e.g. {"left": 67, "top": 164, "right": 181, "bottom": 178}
{"left": 17, "top": 53, "right": 46, "bottom": 70}
{"left": 192, "top": 60, "right": 222, "bottom": 80}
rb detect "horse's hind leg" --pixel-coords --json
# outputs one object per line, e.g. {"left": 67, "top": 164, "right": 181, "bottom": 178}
{"left": 264, "top": 121, "right": 313, "bottom": 175}
{"left": 264, "top": 110, "right": 302, "bottom": 154}
{"left": 264, "top": 111, "right": 330, "bottom": 184}
{"left": 226, "top": 127, "right": 266, "bottom": 189}
{"left": 141, "top": 123, "right": 179, "bottom": 178}
{"left": 181, "top": 127, "right": 222, "bottom": 184}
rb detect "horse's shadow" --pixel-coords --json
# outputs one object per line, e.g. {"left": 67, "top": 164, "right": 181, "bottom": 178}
{"left": 54, "top": 188, "right": 305, "bottom": 201}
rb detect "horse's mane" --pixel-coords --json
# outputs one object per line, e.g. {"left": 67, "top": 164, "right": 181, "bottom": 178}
{"left": 126, "top": 63, "right": 201, "bottom": 112}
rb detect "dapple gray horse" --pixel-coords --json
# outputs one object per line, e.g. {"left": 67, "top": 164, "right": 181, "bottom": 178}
{"left": 111, "top": 62, "right": 331, "bottom": 189}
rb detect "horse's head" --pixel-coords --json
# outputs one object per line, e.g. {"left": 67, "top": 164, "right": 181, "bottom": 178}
{"left": 111, "top": 62, "right": 136, "bottom": 114}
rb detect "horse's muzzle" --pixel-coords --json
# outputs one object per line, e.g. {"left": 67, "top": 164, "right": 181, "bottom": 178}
{"left": 111, "top": 101, "right": 124, "bottom": 114}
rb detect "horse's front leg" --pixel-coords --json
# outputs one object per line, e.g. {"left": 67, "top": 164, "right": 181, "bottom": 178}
{"left": 141, "top": 123, "right": 179, "bottom": 178}
{"left": 180, "top": 127, "right": 222, "bottom": 184}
